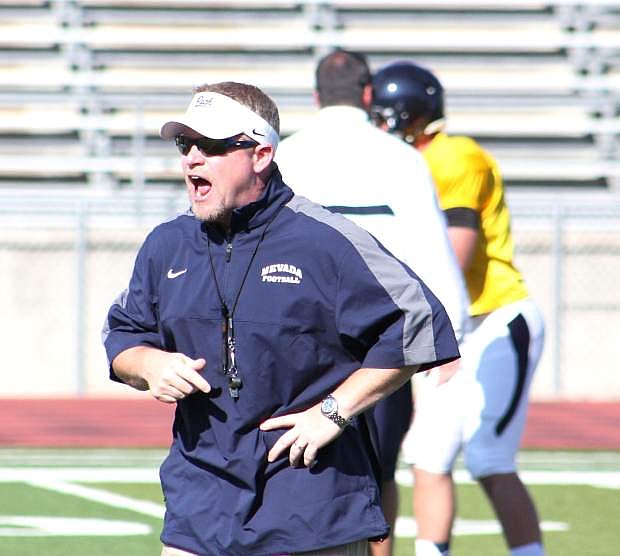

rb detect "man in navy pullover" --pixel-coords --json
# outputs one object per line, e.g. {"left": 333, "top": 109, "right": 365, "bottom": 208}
{"left": 103, "top": 81, "right": 459, "bottom": 556}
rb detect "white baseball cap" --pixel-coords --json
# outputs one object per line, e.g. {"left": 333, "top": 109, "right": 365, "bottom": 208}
{"left": 160, "top": 91, "right": 279, "bottom": 151}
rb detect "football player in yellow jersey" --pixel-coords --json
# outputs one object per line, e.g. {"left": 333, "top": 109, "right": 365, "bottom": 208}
{"left": 372, "top": 62, "right": 546, "bottom": 556}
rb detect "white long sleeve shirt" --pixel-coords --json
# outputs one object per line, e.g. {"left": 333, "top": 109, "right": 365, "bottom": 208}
{"left": 276, "top": 105, "right": 470, "bottom": 342}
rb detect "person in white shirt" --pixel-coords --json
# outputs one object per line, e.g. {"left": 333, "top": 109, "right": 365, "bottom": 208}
{"left": 276, "top": 48, "right": 470, "bottom": 556}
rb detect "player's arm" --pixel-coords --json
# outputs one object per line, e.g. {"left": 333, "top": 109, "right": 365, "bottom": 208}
{"left": 444, "top": 207, "right": 480, "bottom": 272}
{"left": 112, "top": 345, "right": 210, "bottom": 404}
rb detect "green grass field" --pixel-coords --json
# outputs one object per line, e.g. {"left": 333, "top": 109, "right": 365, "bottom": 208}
{"left": 0, "top": 449, "right": 619, "bottom": 555}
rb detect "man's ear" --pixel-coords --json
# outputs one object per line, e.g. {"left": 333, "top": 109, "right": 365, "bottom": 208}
{"left": 253, "top": 144, "right": 275, "bottom": 173}
{"left": 362, "top": 84, "right": 373, "bottom": 110}
{"left": 313, "top": 90, "right": 321, "bottom": 108}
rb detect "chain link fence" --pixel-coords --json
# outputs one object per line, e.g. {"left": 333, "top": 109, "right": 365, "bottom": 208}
{"left": 510, "top": 195, "right": 620, "bottom": 399}
{"left": 1, "top": 192, "right": 619, "bottom": 400}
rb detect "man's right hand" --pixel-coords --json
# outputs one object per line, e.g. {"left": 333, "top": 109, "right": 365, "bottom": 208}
{"left": 142, "top": 350, "right": 210, "bottom": 403}
{"left": 112, "top": 346, "right": 210, "bottom": 403}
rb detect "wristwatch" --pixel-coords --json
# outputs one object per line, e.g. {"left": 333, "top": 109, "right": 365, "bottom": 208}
{"left": 320, "top": 394, "right": 352, "bottom": 429}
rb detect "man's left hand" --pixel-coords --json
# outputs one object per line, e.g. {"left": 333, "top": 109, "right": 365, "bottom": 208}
{"left": 260, "top": 404, "right": 342, "bottom": 468}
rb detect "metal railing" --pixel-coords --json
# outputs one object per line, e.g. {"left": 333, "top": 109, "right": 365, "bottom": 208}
{"left": 1, "top": 190, "right": 619, "bottom": 399}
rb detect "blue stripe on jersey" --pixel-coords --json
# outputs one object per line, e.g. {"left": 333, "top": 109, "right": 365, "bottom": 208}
{"left": 496, "top": 313, "right": 530, "bottom": 436}
{"left": 325, "top": 205, "right": 395, "bottom": 216}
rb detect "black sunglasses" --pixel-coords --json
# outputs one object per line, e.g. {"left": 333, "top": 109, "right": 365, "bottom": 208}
{"left": 175, "top": 134, "right": 258, "bottom": 157}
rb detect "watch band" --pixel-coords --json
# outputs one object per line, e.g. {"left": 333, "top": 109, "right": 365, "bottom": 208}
{"left": 320, "top": 394, "right": 352, "bottom": 429}
{"left": 327, "top": 412, "right": 351, "bottom": 429}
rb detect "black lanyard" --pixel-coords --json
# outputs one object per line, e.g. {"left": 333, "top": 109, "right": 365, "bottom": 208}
{"left": 206, "top": 206, "right": 283, "bottom": 399}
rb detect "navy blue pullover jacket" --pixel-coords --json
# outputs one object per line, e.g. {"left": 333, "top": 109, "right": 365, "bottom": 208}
{"left": 103, "top": 167, "right": 459, "bottom": 555}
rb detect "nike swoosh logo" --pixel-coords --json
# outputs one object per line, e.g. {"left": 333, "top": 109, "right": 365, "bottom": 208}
{"left": 252, "top": 128, "right": 265, "bottom": 136}
{"left": 167, "top": 268, "right": 187, "bottom": 279}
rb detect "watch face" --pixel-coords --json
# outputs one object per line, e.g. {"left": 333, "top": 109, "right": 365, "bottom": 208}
{"left": 321, "top": 396, "right": 337, "bottom": 415}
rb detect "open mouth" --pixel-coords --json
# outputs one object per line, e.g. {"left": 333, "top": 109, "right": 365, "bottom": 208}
{"left": 189, "top": 175, "right": 211, "bottom": 199}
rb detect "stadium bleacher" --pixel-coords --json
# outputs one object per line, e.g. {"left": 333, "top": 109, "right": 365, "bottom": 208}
{"left": 0, "top": 0, "right": 618, "bottom": 191}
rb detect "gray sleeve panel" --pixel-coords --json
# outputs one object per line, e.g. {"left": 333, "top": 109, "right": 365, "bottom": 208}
{"left": 287, "top": 195, "right": 437, "bottom": 364}
{"left": 101, "top": 288, "right": 129, "bottom": 361}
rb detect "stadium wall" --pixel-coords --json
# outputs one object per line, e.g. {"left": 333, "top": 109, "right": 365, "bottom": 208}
{"left": 1, "top": 192, "right": 619, "bottom": 400}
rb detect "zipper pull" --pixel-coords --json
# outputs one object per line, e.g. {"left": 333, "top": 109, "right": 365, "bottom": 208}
{"left": 225, "top": 240, "right": 233, "bottom": 262}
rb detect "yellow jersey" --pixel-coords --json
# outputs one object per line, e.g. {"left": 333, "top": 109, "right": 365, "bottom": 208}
{"left": 423, "top": 132, "right": 528, "bottom": 316}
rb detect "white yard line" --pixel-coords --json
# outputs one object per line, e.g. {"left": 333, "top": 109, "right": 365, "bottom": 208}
{"left": 0, "top": 449, "right": 618, "bottom": 470}
{"left": 0, "top": 515, "right": 152, "bottom": 536}
{"left": 0, "top": 467, "right": 159, "bottom": 483}
{"left": 0, "top": 448, "right": 168, "bottom": 467}
{"left": 395, "top": 516, "right": 569, "bottom": 538}
{"left": 1, "top": 466, "right": 619, "bottom": 488}
{"left": 395, "top": 469, "right": 620, "bottom": 489}
{"left": 25, "top": 478, "right": 165, "bottom": 519}
{"left": 0, "top": 465, "right": 616, "bottom": 530}
{"left": 2, "top": 465, "right": 617, "bottom": 540}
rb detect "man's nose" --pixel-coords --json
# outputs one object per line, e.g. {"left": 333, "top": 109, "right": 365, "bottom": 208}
{"left": 186, "top": 145, "right": 205, "bottom": 165}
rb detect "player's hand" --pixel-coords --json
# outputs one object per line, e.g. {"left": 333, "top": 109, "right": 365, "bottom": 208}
{"left": 260, "top": 404, "right": 343, "bottom": 468}
{"left": 142, "top": 350, "right": 210, "bottom": 403}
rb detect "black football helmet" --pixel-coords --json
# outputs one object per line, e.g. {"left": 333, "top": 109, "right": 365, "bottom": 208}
{"left": 371, "top": 61, "right": 445, "bottom": 140}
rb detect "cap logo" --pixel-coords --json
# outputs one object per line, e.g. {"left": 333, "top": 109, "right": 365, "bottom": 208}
{"left": 160, "top": 91, "right": 279, "bottom": 151}
{"left": 194, "top": 96, "right": 214, "bottom": 107}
